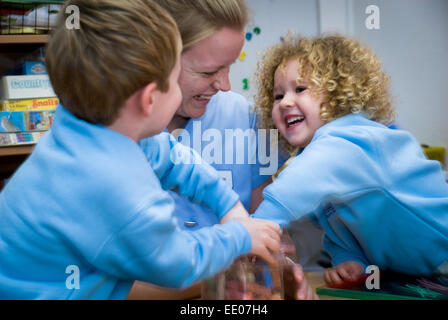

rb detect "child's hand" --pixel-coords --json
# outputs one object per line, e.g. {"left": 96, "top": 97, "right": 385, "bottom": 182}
{"left": 238, "top": 218, "right": 281, "bottom": 265}
{"left": 324, "top": 260, "right": 364, "bottom": 286}
{"left": 220, "top": 200, "right": 250, "bottom": 224}
{"left": 284, "top": 261, "right": 319, "bottom": 300}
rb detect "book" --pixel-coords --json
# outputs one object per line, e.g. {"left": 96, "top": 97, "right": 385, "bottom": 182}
{"left": 0, "top": 110, "right": 54, "bottom": 132}
{"left": 3, "top": 61, "right": 47, "bottom": 76}
{"left": 0, "top": 9, "right": 28, "bottom": 16}
{"left": 422, "top": 144, "right": 446, "bottom": 167}
{"left": 0, "top": 26, "right": 48, "bottom": 34}
{"left": 0, "top": 97, "right": 58, "bottom": 111}
{"left": 316, "top": 271, "right": 448, "bottom": 300}
{"left": 0, "top": 131, "right": 46, "bottom": 147}
{"left": 0, "top": 75, "right": 56, "bottom": 100}
{"left": 0, "top": 4, "right": 61, "bottom": 29}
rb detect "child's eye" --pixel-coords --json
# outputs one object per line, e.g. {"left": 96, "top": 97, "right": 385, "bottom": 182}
{"left": 274, "top": 94, "right": 283, "bottom": 100}
{"left": 296, "top": 86, "right": 307, "bottom": 93}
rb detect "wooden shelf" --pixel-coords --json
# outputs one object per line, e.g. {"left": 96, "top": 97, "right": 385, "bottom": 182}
{"left": 0, "top": 34, "right": 50, "bottom": 44}
{"left": 0, "top": 35, "right": 46, "bottom": 177}
{"left": 0, "top": 145, "right": 35, "bottom": 157}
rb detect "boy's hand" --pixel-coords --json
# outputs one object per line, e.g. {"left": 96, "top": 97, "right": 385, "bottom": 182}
{"left": 324, "top": 260, "right": 364, "bottom": 286}
{"left": 237, "top": 218, "right": 281, "bottom": 265}
{"left": 220, "top": 200, "right": 249, "bottom": 224}
{"left": 284, "top": 262, "right": 319, "bottom": 300}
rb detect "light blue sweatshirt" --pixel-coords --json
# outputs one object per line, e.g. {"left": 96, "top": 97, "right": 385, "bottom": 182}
{"left": 140, "top": 91, "right": 283, "bottom": 230}
{"left": 253, "top": 114, "right": 448, "bottom": 276}
{"left": 0, "top": 106, "right": 251, "bottom": 299}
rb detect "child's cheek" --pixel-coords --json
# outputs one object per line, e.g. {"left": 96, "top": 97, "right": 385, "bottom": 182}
{"left": 271, "top": 107, "right": 283, "bottom": 130}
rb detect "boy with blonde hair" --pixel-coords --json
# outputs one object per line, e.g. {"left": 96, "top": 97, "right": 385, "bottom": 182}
{"left": 0, "top": 0, "right": 280, "bottom": 299}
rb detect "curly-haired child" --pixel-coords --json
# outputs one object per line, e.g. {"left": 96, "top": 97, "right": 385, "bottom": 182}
{"left": 251, "top": 35, "right": 448, "bottom": 285}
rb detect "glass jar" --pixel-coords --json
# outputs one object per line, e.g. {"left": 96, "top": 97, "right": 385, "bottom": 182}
{"left": 202, "top": 253, "right": 285, "bottom": 300}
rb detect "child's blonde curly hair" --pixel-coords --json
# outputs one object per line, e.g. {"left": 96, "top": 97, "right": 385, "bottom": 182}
{"left": 254, "top": 35, "right": 396, "bottom": 154}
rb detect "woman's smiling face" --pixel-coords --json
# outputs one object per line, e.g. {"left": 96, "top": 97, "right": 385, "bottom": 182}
{"left": 176, "top": 27, "right": 245, "bottom": 120}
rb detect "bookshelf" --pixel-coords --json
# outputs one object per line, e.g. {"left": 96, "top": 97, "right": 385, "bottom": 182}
{"left": 0, "top": 34, "right": 49, "bottom": 181}
{"left": 0, "top": 34, "right": 50, "bottom": 44}
{"left": 0, "top": 145, "right": 35, "bottom": 156}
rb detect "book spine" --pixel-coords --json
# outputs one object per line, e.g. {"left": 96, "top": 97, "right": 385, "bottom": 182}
{"left": 1, "top": 75, "right": 56, "bottom": 100}
{"left": 0, "top": 110, "right": 55, "bottom": 132}
{"left": 0, "top": 97, "right": 59, "bottom": 111}
{"left": 0, "top": 131, "right": 46, "bottom": 146}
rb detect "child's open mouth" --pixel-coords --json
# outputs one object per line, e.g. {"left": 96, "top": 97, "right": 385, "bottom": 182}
{"left": 285, "top": 115, "right": 305, "bottom": 129}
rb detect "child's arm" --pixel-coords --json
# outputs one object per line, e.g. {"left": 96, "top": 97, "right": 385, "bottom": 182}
{"left": 219, "top": 199, "right": 250, "bottom": 223}
{"left": 92, "top": 191, "right": 280, "bottom": 289}
{"left": 322, "top": 234, "right": 369, "bottom": 268}
{"left": 219, "top": 201, "right": 281, "bottom": 265}
{"left": 236, "top": 217, "right": 281, "bottom": 265}
{"left": 324, "top": 261, "right": 364, "bottom": 286}
{"left": 322, "top": 234, "right": 368, "bottom": 285}
{"left": 252, "top": 134, "right": 381, "bottom": 227}
{"left": 139, "top": 133, "right": 239, "bottom": 220}
{"left": 139, "top": 134, "right": 281, "bottom": 263}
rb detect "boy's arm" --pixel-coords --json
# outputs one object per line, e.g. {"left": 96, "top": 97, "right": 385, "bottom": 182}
{"left": 139, "top": 133, "right": 238, "bottom": 219}
{"left": 92, "top": 192, "right": 280, "bottom": 289}
{"left": 219, "top": 200, "right": 250, "bottom": 223}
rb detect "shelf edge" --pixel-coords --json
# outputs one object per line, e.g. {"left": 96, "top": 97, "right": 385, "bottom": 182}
{"left": 0, "top": 34, "right": 50, "bottom": 44}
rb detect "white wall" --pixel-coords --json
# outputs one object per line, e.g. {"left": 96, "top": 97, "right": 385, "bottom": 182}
{"left": 351, "top": 0, "right": 448, "bottom": 165}
{"left": 229, "top": 0, "right": 319, "bottom": 102}
{"left": 230, "top": 0, "right": 448, "bottom": 166}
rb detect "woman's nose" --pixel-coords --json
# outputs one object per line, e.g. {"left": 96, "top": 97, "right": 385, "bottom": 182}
{"left": 212, "top": 68, "right": 231, "bottom": 92}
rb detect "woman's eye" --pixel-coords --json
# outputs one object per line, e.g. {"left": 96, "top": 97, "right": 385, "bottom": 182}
{"left": 296, "top": 86, "right": 306, "bottom": 93}
{"left": 201, "top": 71, "right": 217, "bottom": 77}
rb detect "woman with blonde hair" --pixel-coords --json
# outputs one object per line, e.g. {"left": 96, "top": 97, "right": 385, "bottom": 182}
{"left": 135, "top": 0, "right": 318, "bottom": 300}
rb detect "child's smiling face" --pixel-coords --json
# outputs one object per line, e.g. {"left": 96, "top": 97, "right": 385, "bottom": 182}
{"left": 272, "top": 58, "right": 325, "bottom": 149}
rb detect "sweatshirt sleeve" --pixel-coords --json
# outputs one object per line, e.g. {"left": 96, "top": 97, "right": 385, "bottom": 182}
{"left": 322, "top": 234, "right": 369, "bottom": 269}
{"left": 92, "top": 192, "right": 251, "bottom": 289}
{"left": 252, "top": 132, "right": 380, "bottom": 228}
{"left": 139, "top": 133, "right": 239, "bottom": 219}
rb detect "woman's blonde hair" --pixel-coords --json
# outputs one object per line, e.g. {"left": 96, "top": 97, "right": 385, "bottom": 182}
{"left": 46, "top": 0, "right": 180, "bottom": 125}
{"left": 153, "top": 0, "right": 249, "bottom": 50}
{"left": 254, "top": 35, "right": 395, "bottom": 154}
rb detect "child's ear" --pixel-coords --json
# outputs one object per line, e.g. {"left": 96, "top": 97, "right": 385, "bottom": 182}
{"left": 139, "top": 82, "right": 158, "bottom": 116}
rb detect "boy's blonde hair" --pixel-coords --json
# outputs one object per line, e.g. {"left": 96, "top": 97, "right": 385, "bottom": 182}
{"left": 255, "top": 35, "right": 395, "bottom": 154}
{"left": 153, "top": 0, "right": 249, "bottom": 50}
{"left": 46, "top": 0, "right": 180, "bottom": 125}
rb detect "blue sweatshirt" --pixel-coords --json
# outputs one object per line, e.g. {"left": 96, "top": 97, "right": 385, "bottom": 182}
{"left": 140, "top": 91, "right": 284, "bottom": 230}
{"left": 253, "top": 114, "right": 448, "bottom": 276}
{"left": 0, "top": 106, "right": 251, "bottom": 299}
